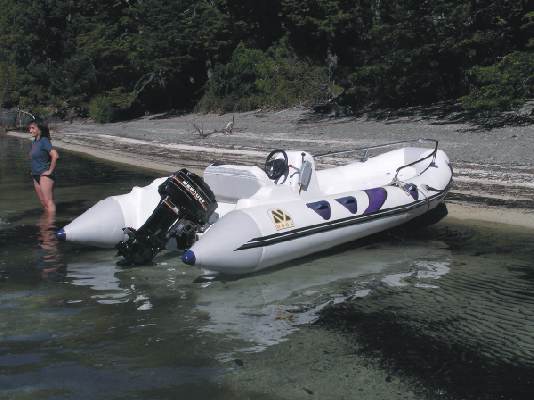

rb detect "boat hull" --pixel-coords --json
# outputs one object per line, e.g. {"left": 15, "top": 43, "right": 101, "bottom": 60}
{"left": 187, "top": 182, "right": 450, "bottom": 274}
{"left": 60, "top": 144, "right": 453, "bottom": 275}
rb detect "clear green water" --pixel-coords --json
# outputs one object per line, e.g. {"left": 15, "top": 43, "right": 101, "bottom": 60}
{"left": 1, "top": 135, "right": 534, "bottom": 400}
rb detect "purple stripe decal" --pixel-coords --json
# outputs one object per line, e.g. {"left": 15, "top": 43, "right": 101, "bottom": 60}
{"left": 307, "top": 200, "right": 331, "bottom": 220}
{"left": 335, "top": 196, "right": 357, "bottom": 214}
{"left": 404, "top": 183, "right": 419, "bottom": 200}
{"left": 364, "top": 188, "right": 387, "bottom": 214}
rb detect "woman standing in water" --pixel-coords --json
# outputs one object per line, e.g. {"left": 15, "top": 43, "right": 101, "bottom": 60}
{"left": 29, "top": 120, "right": 59, "bottom": 213}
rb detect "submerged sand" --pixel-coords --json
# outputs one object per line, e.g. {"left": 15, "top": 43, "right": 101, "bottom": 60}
{"left": 6, "top": 107, "right": 534, "bottom": 227}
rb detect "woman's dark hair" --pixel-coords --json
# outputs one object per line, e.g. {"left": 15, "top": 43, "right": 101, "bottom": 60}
{"left": 29, "top": 119, "right": 51, "bottom": 139}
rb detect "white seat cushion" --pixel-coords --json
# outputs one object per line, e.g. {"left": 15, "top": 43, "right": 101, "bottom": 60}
{"left": 203, "top": 165, "right": 272, "bottom": 202}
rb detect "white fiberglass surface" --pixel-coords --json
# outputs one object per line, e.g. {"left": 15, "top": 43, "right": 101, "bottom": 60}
{"left": 207, "top": 146, "right": 442, "bottom": 207}
{"left": 316, "top": 147, "right": 440, "bottom": 194}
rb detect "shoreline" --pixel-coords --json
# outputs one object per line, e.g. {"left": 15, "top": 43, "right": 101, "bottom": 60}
{"left": 6, "top": 113, "right": 534, "bottom": 228}
{"left": 6, "top": 131, "right": 193, "bottom": 175}
{"left": 445, "top": 202, "right": 534, "bottom": 229}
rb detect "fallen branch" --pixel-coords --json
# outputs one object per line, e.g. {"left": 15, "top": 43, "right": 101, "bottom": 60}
{"left": 193, "top": 115, "right": 236, "bottom": 138}
{"left": 222, "top": 115, "right": 235, "bottom": 134}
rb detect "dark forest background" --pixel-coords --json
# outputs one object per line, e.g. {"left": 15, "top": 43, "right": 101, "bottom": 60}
{"left": 0, "top": 0, "right": 532, "bottom": 122}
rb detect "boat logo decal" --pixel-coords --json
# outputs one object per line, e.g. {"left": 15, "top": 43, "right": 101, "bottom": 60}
{"left": 271, "top": 209, "right": 294, "bottom": 231}
{"left": 172, "top": 176, "right": 208, "bottom": 210}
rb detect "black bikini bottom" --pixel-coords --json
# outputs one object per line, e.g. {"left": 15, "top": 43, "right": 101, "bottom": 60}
{"left": 32, "top": 173, "right": 56, "bottom": 184}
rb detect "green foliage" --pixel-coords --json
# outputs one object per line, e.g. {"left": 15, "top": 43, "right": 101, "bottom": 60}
{"left": 280, "top": 0, "right": 373, "bottom": 62}
{"left": 335, "top": 0, "right": 533, "bottom": 111}
{"left": 0, "top": 0, "right": 73, "bottom": 107}
{"left": 0, "top": 0, "right": 532, "bottom": 116}
{"left": 0, "top": 62, "right": 17, "bottom": 107}
{"left": 461, "top": 51, "right": 534, "bottom": 112}
{"left": 199, "top": 41, "right": 330, "bottom": 112}
{"left": 257, "top": 40, "right": 334, "bottom": 106}
{"left": 88, "top": 87, "right": 137, "bottom": 123}
{"left": 89, "top": 96, "right": 115, "bottom": 123}
{"left": 522, "top": 12, "right": 534, "bottom": 49}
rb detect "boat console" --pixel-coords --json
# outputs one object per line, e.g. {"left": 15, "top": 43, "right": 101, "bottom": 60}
{"left": 204, "top": 150, "right": 322, "bottom": 205}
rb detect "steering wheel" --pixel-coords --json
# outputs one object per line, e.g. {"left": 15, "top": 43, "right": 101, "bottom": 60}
{"left": 264, "top": 149, "right": 289, "bottom": 183}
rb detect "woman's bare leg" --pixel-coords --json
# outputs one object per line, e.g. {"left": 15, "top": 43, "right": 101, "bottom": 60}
{"left": 39, "top": 176, "right": 56, "bottom": 214}
{"left": 33, "top": 179, "right": 47, "bottom": 209}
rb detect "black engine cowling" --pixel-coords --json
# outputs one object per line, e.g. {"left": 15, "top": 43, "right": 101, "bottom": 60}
{"left": 116, "top": 169, "right": 217, "bottom": 266}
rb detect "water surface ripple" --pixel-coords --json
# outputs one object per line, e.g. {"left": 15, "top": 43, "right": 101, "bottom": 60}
{"left": 2, "top": 135, "right": 534, "bottom": 399}
{"left": 320, "top": 222, "right": 534, "bottom": 399}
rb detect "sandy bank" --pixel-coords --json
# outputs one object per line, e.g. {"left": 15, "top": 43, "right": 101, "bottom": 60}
{"left": 445, "top": 203, "right": 534, "bottom": 229}
{"left": 6, "top": 109, "right": 534, "bottom": 227}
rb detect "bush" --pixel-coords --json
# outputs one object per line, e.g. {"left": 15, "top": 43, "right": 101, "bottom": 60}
{"left": 89, "top": 96, "right": 115, "bottom": 123}
{"left": 198, "top": 44, "right": 266, "bottom": 112}
{"left": 89, "top": 88, "right": 136, "bottom": 123}
{"left": 198, "top": 40, "right": 330, "bottom": 112}
{"left": 344, "top": 64, "right": 390, "bottom": 108}
{"left": 461, "top": 51, "right": 534, "bottom": 112}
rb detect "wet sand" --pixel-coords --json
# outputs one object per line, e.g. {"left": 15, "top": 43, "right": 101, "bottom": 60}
{"left": 224, "top": 326, "right": 426, "bottom": 400}
{"left": 446, "top": 203, "right": 534, "bottom": 229}
{"left": 6, "top": 108, "right": 534, "bottom": 227}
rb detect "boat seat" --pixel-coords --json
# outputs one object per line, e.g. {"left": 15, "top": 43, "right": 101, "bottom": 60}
{"left": 203, "top": 164, "right": 273, "bottom": 203}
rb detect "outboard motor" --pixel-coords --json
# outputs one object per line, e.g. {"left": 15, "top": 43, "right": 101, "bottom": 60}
{"left": 116, "top": 169, "right": 217, "bottom": 265}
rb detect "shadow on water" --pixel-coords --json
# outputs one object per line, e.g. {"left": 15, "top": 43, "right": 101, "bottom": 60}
{"left": 319, "top": 220, "right": 534, "bottom": 400}
{"left": 321, "top": 307, "right": 534, "bottom": 400}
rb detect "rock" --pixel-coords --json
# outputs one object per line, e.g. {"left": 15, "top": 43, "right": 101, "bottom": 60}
{"left": 518, "top": 100, "right": 534, "bottom": 116}
{"left": 233, "top": 358, "right": 244, "bottom": 367}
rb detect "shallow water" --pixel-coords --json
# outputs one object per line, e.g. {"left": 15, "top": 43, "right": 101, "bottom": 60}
{"left": 1, "top": 135, "right": 534, "bottom": 399}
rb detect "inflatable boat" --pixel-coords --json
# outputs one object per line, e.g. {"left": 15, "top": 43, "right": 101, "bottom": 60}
{"left": 58, "top": 138, "right": 452, "bottom": 275}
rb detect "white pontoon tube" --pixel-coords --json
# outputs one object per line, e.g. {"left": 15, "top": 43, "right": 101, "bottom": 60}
{"left": 58, "top": 138, "right": 453, "bottom": 275}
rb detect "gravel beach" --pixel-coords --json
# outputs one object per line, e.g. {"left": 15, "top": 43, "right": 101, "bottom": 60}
{"left": 7, "top": 107, "right": 534, "bottom": 226}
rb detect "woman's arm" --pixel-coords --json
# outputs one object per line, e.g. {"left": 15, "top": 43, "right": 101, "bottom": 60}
{"left": 42, "top": 149, "right": 59, "bottom": 175}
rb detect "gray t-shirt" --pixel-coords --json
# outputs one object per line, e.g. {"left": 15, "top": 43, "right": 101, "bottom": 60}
{"left": 30, "top": 137, "right": 53, "bottom": 175}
